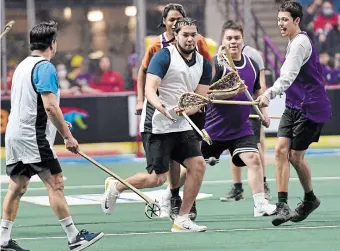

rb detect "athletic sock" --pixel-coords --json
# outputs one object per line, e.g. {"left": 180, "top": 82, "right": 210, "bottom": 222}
{"left": 304, "top": 190, "right": 316, "bottom": 201}
{"left": 278, "top": 192, "right": 288, "bottom": 204}
{"left": 163, "top": 186, "right": 172, "bottom": 200}
{"left": 0, "top": 219, "right": 13, "bottom": 246}
{"left": 59, "top": 216, "right": 79, "bottom": 243}
{"left": 253, "top": 193, "right": 265, "bottom": 208}
{"left": 171, "top": 187, "right": 180, "bottom": 197}
{"left": 234, "top": 183, "right": 243, "bottom": 190}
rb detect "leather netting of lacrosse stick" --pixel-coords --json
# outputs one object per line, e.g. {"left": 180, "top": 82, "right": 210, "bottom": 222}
{"left": 178, "top": 93, "right": 210, "bottom": 110}
{"left": 178, "top": 93, "right": 258, "bottom": 110}
{"left": 209, "top": 71, "right": 242, "bottom": 94}
{"left": 207, "top": 48, "right": 243, "bottom": 99}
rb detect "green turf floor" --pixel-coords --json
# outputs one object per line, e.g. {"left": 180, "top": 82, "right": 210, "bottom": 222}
{"left": 1, "top": 155, "right": 340, "bottom": 251}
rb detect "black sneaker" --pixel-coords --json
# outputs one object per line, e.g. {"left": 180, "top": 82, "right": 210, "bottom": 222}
{"left": 220, "top": 186, "right": 244, "bottom": 202}
{"left": 68, "top": 229, "right": 104, "bottom": 251}
{"left": 1, "top": 239, "right": 29, "bottom": 251}
{"left": 189, "top": 201, "right": 197, "bottom": 221}
{"left": 170, "top": 196, "right": 182, "bottom": 220}
{"left": 290, "top": 197, "right": 320, "bottom": 223}
{"left": 271, "top": 202, "right": 295, "bottom": 226}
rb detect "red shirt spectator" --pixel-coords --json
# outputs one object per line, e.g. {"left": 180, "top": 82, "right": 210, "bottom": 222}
{"left": 90, "top": 57, "right": 124, "bottom": 92}
{"left": 313, "top": 1, "right": 338, "bottom": 33}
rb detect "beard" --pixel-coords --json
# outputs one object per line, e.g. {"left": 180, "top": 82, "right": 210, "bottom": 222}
{"left": 177, "top": 43, "right": 196, "bottom": 55}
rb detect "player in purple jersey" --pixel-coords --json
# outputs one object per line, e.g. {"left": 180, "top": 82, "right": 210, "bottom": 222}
{"left": 218, "top": 21, "right": 272, "bottom": 203}
{"left": 202, "top": 21, "right": 276, "bottom": 217}
{"left": 257, "top": 1, "right": 332, "bottom": 226}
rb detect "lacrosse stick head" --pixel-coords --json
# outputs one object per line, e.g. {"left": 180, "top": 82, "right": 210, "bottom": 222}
{"left": 201, "top": 129, "right": 212, "bottom": 145}
{"left": 178, "top": 93, "right": 209, "bottom": 110}
{"left": 209, "top": 71, "right": 241, "bottom": 92}
{"left": 144, "top": 201, "right": 161, "bottom": 219}
{"left": 4, "top": 21, "right": 15, "bottom": 31}
{"left": 216, "top": 46, "right": 233, "bottom": 69}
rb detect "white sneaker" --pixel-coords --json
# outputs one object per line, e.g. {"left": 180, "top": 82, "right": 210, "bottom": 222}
{"left": 254, "top": 200, "right": 277, "bottom": 217}
{"left": 101, "top": 177, "right": 119, "bottom": 215}
{"left": 159, "top": 197, "right": 171, "bottom": 218}
{"left": 171, "top": 215, "right": 207, "bottom": 232}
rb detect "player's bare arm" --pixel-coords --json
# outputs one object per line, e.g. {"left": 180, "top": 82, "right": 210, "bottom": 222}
{"left": 41, "top": 92, "right": 79, "bottom": 153}
{"left": 136, "top": 65, "right": 147, "bottom": 114}
{"left": 254, "top": 88, "right": 270, "bottom": 128}
{"left": 257, "top": 36, "right": 310, "bottom": 108}
{"left": 145, "top": 73, "right": 176, "bottom": 121}
{"left": 259, "top": 69, "right": 266, "bottom": 92}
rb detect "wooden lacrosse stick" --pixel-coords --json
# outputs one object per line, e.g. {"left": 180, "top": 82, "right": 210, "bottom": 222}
{"left": 181, "top": 112, "right": 212, "bottom": 145}
{"left": 178, "top": 92, "right": 258, "bottom": 111}
{"left": 0, "top": 21, "right": 15, "bottom": 39}
{"left": 78, "top": 151, "right": 160, "bottom": 219}
{"left": 249, "top": 114, "right": 281, "bottom": 119}
{"left": 208, "top": 71, "right": 241, "bottom": 94}
{"left": 220, "top": 47, "right": 266, "bottom": 122}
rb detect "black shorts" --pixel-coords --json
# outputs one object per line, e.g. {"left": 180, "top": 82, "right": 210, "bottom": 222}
{"left": 201, "top": 135, "right": 258, "bottom": 167}
{"left": 189, "top": 112, "right": 206, "bottom": 140}
{"left": 142, "top": 130, "right": 202, "bottom": 174}
{"left": 278, "top": 107, "right": 324, "bottom": 151}
{"left": 6, "top": 159, "right": 62, "bottom": 178}
{"left": 250, "top": 118, "right": 261, "bottom": 143}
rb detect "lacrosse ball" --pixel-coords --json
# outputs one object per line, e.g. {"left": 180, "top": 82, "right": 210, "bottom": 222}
{"left": 208, "top": 157, "right": 217, "bottom": 166}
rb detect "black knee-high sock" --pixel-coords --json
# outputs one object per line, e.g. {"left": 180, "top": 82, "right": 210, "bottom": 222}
{"left": 171, "top": 187, "right": 180, "bottom": 197}
{"left": 234, "top": 183, "right": 242, "bottom": 190}
{"left": 304, "top": 190, "right": 316, "bottom": 201}
{"left": 278, "top": 192, "right": 288, "bottom": 204}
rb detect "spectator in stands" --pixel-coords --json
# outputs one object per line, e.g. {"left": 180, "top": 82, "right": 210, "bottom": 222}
{"left": 56, "top": 63, "right": 82, "bottom": 95}
{"left": 301, "top": 0, "right": 323, "bottom": 39}
{"left": 324, "top": 57, "right": 340, "bottom": 84}
{"left": 90, "top": 56, "right": 125, "bottom": 92}
{"left": 319, "top": 51, "right": 340, "bottom": 85}
{"left": 325, "top": 14, "right": 340, "bottom": 56}
{"left": 127, "top": 53, "right": 138, "bottom": 92}
{"left": 68, "top": 55, "right": 99, "bottom": 93}
{"left": 5, "top": 65, "right": 15, "bottom": 92}
{"left": 313, "top": 1, "right": 338, "bottom": 33}
{"left": 319, "top": 51, "right": 330, "bottom": 75}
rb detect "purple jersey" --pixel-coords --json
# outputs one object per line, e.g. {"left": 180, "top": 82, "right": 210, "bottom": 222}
{"left": 161, "top": 33, "right": 173, "bottom": 48}
{"left": 265, "top": 32, "right": 332, "bottom": 123}
{"left": 205, "top": 54, "right": 260, "bottom": 141}
{"left": 295, "top": 33, "right": 331, "bottom": 122}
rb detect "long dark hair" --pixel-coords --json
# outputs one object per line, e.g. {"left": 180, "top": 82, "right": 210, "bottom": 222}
{"left": 158, "top": 3, "right": 186, "bottom": 28}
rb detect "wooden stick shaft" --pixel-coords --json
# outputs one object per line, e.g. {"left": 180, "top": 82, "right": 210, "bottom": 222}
{"left": 250, "top": 114, "right": 281, "bottom": 119}
{"left": 244, "top": 90, "right": 265, "bottom": 121}
{"left": 0, "top": 21, "right": 15, "bottom": 39}
{"left": 208, "top": 89, "right": 238, "bottom": 93}
{"left": 211, "top": 100, "right": 258, "bottom": 105}
{"left": 224, "top": 49, "right": 236, "bottom": 70}
{"left": 0, "top": 29, "right": 10, "bottom": 39}
{"left": 182, "top": 112, "right": 204, "bottom": 138}
{"left": 223, "top": 50, "right": 265, "bottom": 120}
{"left": 182, "top": 112, "right": 211, "bottom": 145}
{"left": 78, "top": 151, "right": 154, "bottom": 204}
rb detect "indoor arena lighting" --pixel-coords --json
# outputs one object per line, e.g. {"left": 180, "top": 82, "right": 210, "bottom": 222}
{"left": 87, "top": 10, "right": 104, "bottom": 22}
{"left": 64, "top": 7, "right": 72, "bottom": 20}
{"left": 125, "top": 6, "right": 137, "bottom": 17}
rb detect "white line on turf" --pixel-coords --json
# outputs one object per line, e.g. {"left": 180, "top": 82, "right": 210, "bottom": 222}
{"left": 15, "top": 225, "right": 340, "bottom": 241}
{"left": 1, "top": 176, "right": 340, "bottom": 192}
